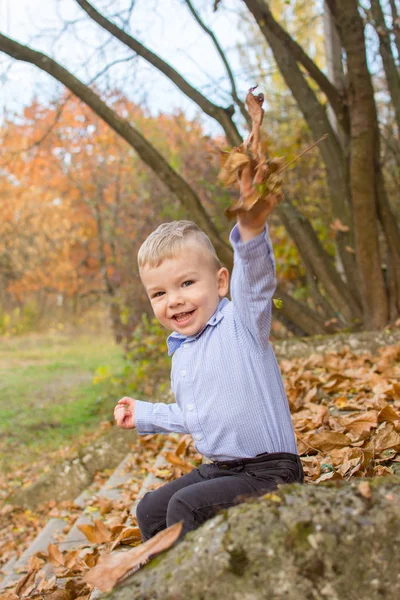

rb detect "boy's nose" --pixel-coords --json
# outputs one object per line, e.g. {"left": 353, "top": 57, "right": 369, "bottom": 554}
{"left": 167, "top": 293, "right": 184, "bottom": 308}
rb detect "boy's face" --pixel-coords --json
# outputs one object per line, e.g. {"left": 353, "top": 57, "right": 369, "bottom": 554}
{"left": 140, "top": 242, "right": 229, "bottom": 337}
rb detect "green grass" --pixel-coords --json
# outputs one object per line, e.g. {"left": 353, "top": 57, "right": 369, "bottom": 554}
{"left": 0, "top": 332, "right": 126, "bottom": 473}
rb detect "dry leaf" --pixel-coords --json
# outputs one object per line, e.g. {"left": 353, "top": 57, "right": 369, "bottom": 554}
{"left": 164, "top": 452, "right": 194, "bottom": 473}
{"left": 366, "top": 422, "right": 400, "bottom": 453}
{"left": 305, "top": 431, "right": 352, "bottom": 452}
{"left": 358, "top": 481, "right": 372, "bottom": 498}
{"left": 110, "top": 526, "right": 142, "bottom": 551}
{"left": 330, "top": 219, "right": 350, "bottom": 233}
{"left": 47, "top": 543, "right": 65, "bottom": 567}
{"left": 77, "top": 519, "right": 111, "bottom": 544}
{"left": 84, "top": 522, "right": 182, "bottom": 592}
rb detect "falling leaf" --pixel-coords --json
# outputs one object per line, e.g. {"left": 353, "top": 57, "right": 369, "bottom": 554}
{"left": 273, "top": 298, "right": 283, "bottom": 309}
{"left": 84, "top": 522, "right": 182, "bottom": 592}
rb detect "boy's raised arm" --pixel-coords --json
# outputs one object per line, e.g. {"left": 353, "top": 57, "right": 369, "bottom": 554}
{"left": 229, "top": 196, "right": 278, "bottom": 350}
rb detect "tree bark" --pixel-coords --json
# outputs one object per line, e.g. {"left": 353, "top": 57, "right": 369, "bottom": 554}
{"left": 388, "top": 0, "right": 400, "bottom": 62}
{"left": 277, "top": 200, "right": 361, "bottom": 324}
{"left": 370, "top": 0, "right": 400, "bottom": 133}
{"left": 323, "top": 0, "right": 348, "bottom": 150}
{"left": 326, "top": 0, "right": 389, "bottom": 329}
{"left": 242, "top": 0, "right": 349, "bottom": 134}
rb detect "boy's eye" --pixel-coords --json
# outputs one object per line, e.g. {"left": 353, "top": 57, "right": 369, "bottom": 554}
{"left": 151, "top": 291, "right": 165, "bottom": 298}
{"left": 182, "top": 280, "right": 194, "bottom": 287}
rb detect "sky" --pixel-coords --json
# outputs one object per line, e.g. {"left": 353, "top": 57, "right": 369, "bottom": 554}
{"left": 0, "top": 0, "right": 254, "bottom": 134}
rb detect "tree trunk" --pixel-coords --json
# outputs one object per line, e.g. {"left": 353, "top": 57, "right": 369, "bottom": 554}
{"left": 389, "top": 0, "right": 400, "bottom": 66}
{"left": 277, "top": 200, "right": 361, "bottom": 324}
{"left": 242, "top": 0, "right": 361, "bottom": 306}
{"left": 370, "top": 0, "right": 400, "bottom": 133}
{"left": 327, "top": 0, "right": 389, "bottom": 329}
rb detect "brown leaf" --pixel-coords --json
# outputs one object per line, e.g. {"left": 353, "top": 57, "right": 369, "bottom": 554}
{"left": 84, "top": 521, "right": 182, "bottom": 592}
{"left": 98, "top": 497, "right": 114, "bottom": 516}
{"left": 110, "top": 526, "right": 142, "bottom": 551}
{"left": 366, "top": 422, "right": 400, "bottom": 454}
{"left": 330, "top": 219, "right": 350, "bottom": 233}
{"left": 341, "top": 410, "right": 379, "bottom": 441}
{"left": 14, "top": 569, "right": 38, "bottom": 598}
{"left": 77, "top": 519, "right": 112, "bottom": 544}
{"left": 358, "top": 481, "right": 372, "bottom": 498}
{"left": 175, "top": 434, "right": 192, "bottom": 458}
{"left": 164, "top": 452, "right": 194, "bottom": 473}
{"left": 47, "top": 543, "right": 65, "bottom": 567}
{"left": 305, "top": 431, "right": 352, "bottom": 452}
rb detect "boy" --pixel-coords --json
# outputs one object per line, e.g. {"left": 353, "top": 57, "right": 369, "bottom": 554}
{"left": 114, "top": 198, "right": 303, "bottom": 541}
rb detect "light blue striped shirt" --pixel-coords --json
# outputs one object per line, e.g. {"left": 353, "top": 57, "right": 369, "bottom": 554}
{"left": 134, "top": 224, "right": 298, "bottom": 460}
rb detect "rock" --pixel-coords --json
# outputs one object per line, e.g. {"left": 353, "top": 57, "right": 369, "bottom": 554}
{"left": 10, "top": 425, "right": 136, "bottom": 508}
{"left": 108, "top": 477, "right": 400, "bottom": 600}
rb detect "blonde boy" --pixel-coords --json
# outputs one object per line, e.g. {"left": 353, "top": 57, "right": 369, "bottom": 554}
{"left": 114, "top": 200, "right": 303, "bottom": 541}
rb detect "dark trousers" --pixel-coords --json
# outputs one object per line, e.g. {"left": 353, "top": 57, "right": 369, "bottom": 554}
{"left": 136, "top": 452, "right": 304, "bottom": 541}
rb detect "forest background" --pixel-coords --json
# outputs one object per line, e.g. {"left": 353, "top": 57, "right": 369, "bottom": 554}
{"left": 0, "top": 0, "right": 399, "bottom": 483}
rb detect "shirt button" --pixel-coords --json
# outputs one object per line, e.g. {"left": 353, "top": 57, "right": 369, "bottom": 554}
{"left": 181, "top": 370, "right": 187, "bottom": 377}
{"left": 187, "top": 403, "right": 194, "bottom": 411}
{"left": 183, "top": 344, "right": 189, "bottom": 349}
{"left": 195, "top": 434, "right": 202, "bottom": 441}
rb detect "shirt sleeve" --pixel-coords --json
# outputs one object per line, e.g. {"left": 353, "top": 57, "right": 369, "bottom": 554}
{"left": 134, "top": 399, "right": 189, "bottom": 435}
{"left": 229, "top": 223, "right": 277, "bottom": 350}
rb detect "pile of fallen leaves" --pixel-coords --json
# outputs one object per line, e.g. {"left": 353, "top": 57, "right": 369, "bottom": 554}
{"left": 284, "top": 343, "right": 400, "bottom": 482}
{"left": 1, "top": 344, "right": 399, "bottom": 599}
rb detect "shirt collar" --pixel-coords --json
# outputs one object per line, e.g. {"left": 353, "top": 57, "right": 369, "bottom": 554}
{"left": 167, "top": 297, "right": 228, "bottom": 356}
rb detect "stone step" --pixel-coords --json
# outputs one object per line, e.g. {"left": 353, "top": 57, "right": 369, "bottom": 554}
{"left": 88, "top": 440, "right": 175, "bottom": 600}
{"left": 0, "top": 518, "right": 67, "bottom": 591}
{"left": 1, "top": 438, "right": 179, "bottom": 595}
{"left": 0, "top": 452, "right": 137, "bottom": 588}
{"left": 59, "top": 452, "right": 138, "bottom": 552}
{"left": 130, "top": 440, "right": 175, "bottom": 519}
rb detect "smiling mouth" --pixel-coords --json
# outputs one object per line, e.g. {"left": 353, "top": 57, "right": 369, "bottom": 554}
{"left": 173, "top": 310, "right": 195, "bottom": 324}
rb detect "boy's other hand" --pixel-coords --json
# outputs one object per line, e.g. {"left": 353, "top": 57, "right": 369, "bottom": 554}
{"left": 114, "top": 397, "right": 136, "bottom": 429}
{"left": 237, "top": 194, "right": 277, "bottom": 242}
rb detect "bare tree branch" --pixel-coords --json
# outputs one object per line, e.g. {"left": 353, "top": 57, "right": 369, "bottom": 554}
{"left": 74, "top": 0, "right": 243, "bottom": 146}
{"left": 183, "top": 0, "right": 251, "bottom": 129}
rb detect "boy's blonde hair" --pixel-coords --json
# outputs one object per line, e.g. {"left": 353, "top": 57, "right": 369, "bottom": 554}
{"left": 138, "top": 221, "right": 221, "bottom": 270}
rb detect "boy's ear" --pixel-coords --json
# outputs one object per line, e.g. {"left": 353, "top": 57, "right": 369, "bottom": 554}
{"left": 217, "top": 267, "right": 230, "bottom": 298}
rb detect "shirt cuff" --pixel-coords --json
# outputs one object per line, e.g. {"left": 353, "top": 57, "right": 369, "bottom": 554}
{"left": 134, "top": 400, "right": 156, "bottom": 434}
{"left": 229, "top": 223, "right": 272, "bottom": 261}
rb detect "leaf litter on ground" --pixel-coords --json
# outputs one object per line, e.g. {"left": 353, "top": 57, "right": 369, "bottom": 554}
{"left": 1, "top": 343, "right": 399, "bottom": 598}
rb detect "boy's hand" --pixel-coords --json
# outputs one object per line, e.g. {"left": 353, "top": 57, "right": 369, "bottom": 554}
{"left": 114, "top": 397, "right": 136, "bottom": 429}
{"left": 237, "top": 194, "right": 277, "bottom": 242}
